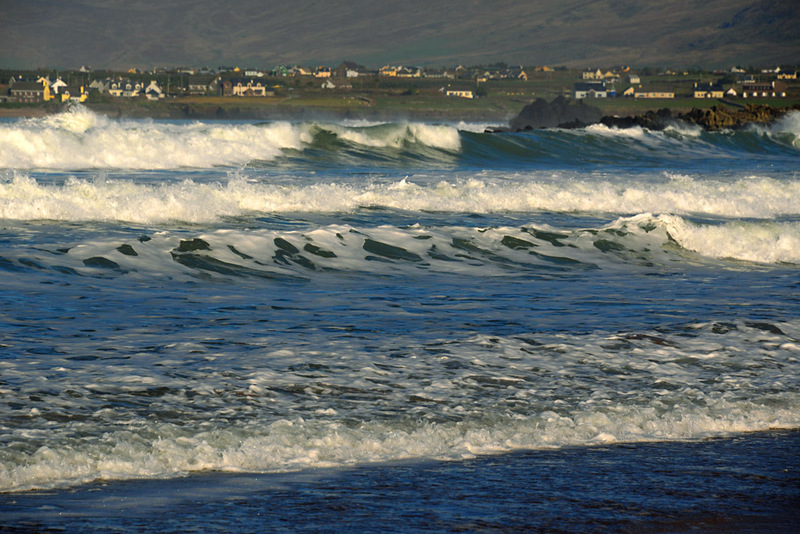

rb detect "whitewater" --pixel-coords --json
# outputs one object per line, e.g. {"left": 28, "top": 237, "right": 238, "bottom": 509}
{"left": 1, "top": 105, "right": 799, "bottom": 529}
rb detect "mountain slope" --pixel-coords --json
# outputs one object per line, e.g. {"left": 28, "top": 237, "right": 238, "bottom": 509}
{"left": 1, "top": 0, "right": 798, "bottom": 69}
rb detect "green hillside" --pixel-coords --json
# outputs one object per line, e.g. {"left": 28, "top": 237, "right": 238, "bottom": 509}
{"left": 2, "top": 0, "right": 798, "bottom": 70}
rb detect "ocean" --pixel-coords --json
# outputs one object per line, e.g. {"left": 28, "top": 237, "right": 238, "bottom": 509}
{"left": 1, "top": 105, "right": 799, "bottom": 532}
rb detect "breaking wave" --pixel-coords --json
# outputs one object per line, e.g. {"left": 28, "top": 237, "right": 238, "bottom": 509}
{"left": 2, "top": 171, "right": 799, "bottom": 223}
{"left": 2, "top": 215, "right": 797, "bottom": 288}
{"left": 1, "top": 106, "right": 798, "bottom": 171}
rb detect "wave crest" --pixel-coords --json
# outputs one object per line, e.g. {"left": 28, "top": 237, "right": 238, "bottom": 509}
{"left": 3, "top": 172, "right": 799, "bottom": 223}
{"left": 0, "top": 106, "right": 463, "bottom": 170}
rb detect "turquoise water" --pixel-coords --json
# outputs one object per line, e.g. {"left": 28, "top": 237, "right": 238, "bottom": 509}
{"left": 1, "top": 106, "right": 799, "bottom": 530}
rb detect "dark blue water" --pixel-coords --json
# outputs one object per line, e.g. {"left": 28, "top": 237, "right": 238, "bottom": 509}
{"left": 1, "top": 108, "right": 799, "bottom": 531}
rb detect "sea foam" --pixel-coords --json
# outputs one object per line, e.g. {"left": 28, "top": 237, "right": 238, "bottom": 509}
{"left": 2, "top": 171, "right": 799, "bottom": 224}
{"left": 0, "top": 106, "right": 464, "bottom": 170}
{"left": 3, "top": 320, "right": 799, "bottom": 492}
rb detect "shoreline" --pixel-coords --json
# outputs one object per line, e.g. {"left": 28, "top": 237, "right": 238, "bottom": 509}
{"left": 502, "top": 95, "right": 800, "bottom": 132}
{"left": 3, "top": 99, "right": 798, "bottom": 132}
{"left": 0, "top": 100, "right": 515, "bottom": 124}
{"left": 2, "top": 429, "right": 798, "bottom": 532}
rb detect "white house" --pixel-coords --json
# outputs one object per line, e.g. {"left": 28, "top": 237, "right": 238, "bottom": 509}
{"left": 144, "top": 80, "right": 164, "bottom": 100}
{"left": 229, "top": 79, "right": 268, "bottom": 97}
{"left": 48, "top": 78, "right": 68, "bottom": 94}
{"left": 108, "top": 78, "right": 143, "bottom": 97}
{"left": 574, "top": 82, "right": 607, "bottom": 99}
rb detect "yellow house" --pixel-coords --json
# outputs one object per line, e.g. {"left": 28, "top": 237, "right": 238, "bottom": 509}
{"left": 445, "top": 90, "right": 473, "bottom": 98}
{"left": 693, "top": 82, "right": 724, "bottom": 98}
{"left": 42, "top": 80, "right": 54, "bottom": 101}
{"left": 61, "top": 85, "right": 88, "bottom": 103}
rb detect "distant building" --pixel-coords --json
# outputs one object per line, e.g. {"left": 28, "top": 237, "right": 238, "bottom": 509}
{"left": 335, "top": 61, "right": 362, "bottom": 78}
{"left": 634, "top": 91, "right": 675, "bottom": 99}
{"left": 60, "top": 84, "right": 88, "bottom": 103}
{"left": 88, "top": 79, "right": 106, "bottom": 93}
{"left": 314, "top": 66, "right": 332, "bottom": 78}
{"left": 188, "top": 75, "right": 221, "bottom": 95}
{"left": 397, "top": 66, "right": 423, "bottom": 78}
{"left": 105, "top": 78, "right": 144, "bottom": 97}
{"left": 693, "top": 82, "right": 724, "bottom": 98}
{"left": 574, "top": 82, "right": 607, "bottom": 99}
{"left": 9, "top": 81, "right": 48, "bottom": 102}
{"left": 225, "top": 79, "right": 269, "bottom": 97}
{"left": 144, "top": 80, "right": 164, "bottom": 100}
{"left": 445, "top": 90, "right": 474, "bottom": 98}
{"left": 742, "top": 81, "right": 786, "bottom": 98}
{"left": 49, "top": 78, "right": 68, "bottom": 94}
{"left": 423, "top": 68, "right": 455, "bottom": 79}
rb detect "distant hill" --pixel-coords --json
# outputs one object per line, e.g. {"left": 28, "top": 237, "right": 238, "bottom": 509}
{"left": 2, "top": 0, "right": 798, "bottom": 70}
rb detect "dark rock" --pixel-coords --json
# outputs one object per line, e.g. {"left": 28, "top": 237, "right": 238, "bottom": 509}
{"left": 678, "top": 103, "right": 789, "bottom": 130}
{"left": 600, "top": 108, "right": 675, "bottom": 130}
{"left": 507, "top": 96, "right": 603, "bottom": 131}
{"left": 502, "top": 98, "right": 799, "bottom": 133}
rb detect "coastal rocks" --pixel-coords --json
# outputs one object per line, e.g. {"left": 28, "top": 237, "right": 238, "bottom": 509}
{"left": 507, "top": 96, "right": 603, "bottom": 130}
{"left": 504, "top": 98, "right": 798, "bottom": 132}
{"left": 679, "top": 104, "right": 789, "bottom": 130}
{"left": 598, "top": 108, "right": 675, "bottom": 130}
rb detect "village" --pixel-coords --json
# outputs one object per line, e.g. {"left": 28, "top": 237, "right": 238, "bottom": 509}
{"left": 2, "top": 62, "right": 798, "bottom": 120}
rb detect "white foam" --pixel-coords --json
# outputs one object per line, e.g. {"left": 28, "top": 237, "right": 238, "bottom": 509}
{"left": 2, "top": 393, "right": 797, "bottom": 493}
{"left": 3, "top": 318, "right": 799, "bottom": 492}
{"left": 0, "top": 109, "right": 306, "bottom": 169}
{"left": 656, "top": 214, "right": 800, "bottom": 264}
{"left": 584, "top": 123, "right": 649, "bottom": 139}
{"left": 323, "top": 123, "right": 461, "bottom": 151}
{"left": 767, "top": 110, "right": 800, "bottom": 148}
{"left": 3, "top": 172, "right": 799, "bottom": 224}
{"left": 0, "top": 107, "right": 465, "bottom": 170}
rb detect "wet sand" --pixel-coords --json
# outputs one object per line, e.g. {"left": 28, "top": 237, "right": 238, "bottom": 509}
{"left": 2, "top": 430, "right": 798, "bottom": 533}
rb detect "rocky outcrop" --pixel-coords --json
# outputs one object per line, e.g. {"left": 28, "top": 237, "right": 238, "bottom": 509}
{"left": 678, "top": 103, "right": 792, "bottom": 130}
{"left": 507, "top": 96, "right": 603, "bottom": 131}
{"left": 504, "top": 98, "right": 798, "bottom": 133}
{"left": 598, "top": 108, "right": 675, "bottom": 130}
